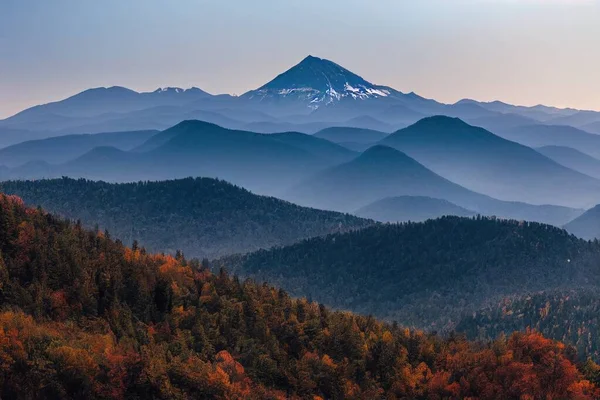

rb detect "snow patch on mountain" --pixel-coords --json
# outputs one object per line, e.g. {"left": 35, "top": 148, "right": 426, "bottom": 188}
{"left": 154, "top": 87, "right": 185, "bottom": 94}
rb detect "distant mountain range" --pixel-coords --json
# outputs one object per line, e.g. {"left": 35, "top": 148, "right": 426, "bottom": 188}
{"left": 1, "top": 121, "right": 357, "bottom": 195}
{"left": 284, "top": 144, "right": 581, "bottom": 225}
{"left": 456, "top": 99, "right": 578, "bottom": 121}
{"left": 2, "top": 55, "right": 598, "bottom": 143}
{"left": 0, "top": 117, "right": 589, "bottom": 225}
{"left": 380, "top": 116, "right": 600, "bottom": 208}
{"left": 5, "top": 86, "right": 211, "bottom": 120}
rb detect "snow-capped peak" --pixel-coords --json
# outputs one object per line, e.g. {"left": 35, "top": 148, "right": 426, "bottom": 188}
{"left": 241, "top": 55, "right": 397, "bottom": 108}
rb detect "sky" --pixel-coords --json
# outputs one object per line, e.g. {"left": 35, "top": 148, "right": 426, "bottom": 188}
{"left": 0, "top": 0, "right": 599, "bottom": 118}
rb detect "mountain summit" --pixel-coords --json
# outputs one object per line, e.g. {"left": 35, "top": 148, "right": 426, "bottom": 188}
{"left": 242, "top": 55, "right": 398, "bottom": 108}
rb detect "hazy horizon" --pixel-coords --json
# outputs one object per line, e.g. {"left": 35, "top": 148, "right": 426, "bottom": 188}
{"left": 1, "top": 0, "right": 599, "bottom": 118}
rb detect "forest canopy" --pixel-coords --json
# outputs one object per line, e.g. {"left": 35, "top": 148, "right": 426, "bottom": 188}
{"left": 0, "top": 193, "right": 598, "bottom": 398}
{"left": 223, "top": 217, "right": 600, "bottom": 330}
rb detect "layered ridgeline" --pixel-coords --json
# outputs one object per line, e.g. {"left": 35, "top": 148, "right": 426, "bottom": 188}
{"left": 1, "top": 86, "right": 211, "bottom": 121}
{"left": 2, "top": 115, "right": 598, "bottom": 216}
{"left": 355, "top": 196, "right": 476, "bottom": 223}
{"left": 497, "top": 124, "right": 600, "bottom": 160}
{"left": 379, "top": 116, "right": 600, "bottom": 208}
{"left": 0, "top": 86, "right": 213, "bottom": 138}
{"left": 0, "top": 120, "right": 357, "bottom": 196}
{"left": 0, "top": 129, "right": 157, "bottom": 168}
{"left": 223, "top": 217, "right": 600, "bottom": 330}
{"left": 536, "top": 146, "right": 600, "bottom": 180}
{"left": 0, "top": 177, "right": 372, "bottom": 259}
{"left": 286, "top": 145, "right": 582, "bottom": 226}
{"left": 454, "top": 99, "right": 579, "bottom": 122}
{"left": 1, "top": 196, "right": 598, "bottom": 398}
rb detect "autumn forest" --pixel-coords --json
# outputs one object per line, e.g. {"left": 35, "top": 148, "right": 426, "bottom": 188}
{"left": 0, "top": 193, "right": 598, "bottom": 399}
{"left": 5, "top": 5, "right": 600, "bottom": 397}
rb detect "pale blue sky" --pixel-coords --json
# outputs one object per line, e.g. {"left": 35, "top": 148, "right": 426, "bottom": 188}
{"left": 1, "top": 0, "right": 599, "bottom": 117}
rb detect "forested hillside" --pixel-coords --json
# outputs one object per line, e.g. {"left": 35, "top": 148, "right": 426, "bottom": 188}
{"left": 0, "top": 193, "right": 598, "bottom": 399}
{"left": 224, "top": 217, "right": 600, "bottom": 329}
{"left": 0, "top": 177, "right": 372, "bottom": 258}
{"left": 457, "top": 289, "right": 600, "bottom": 361}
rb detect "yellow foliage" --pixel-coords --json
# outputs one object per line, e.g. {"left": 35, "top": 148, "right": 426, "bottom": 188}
{"left": 48, "top": 345, "right": 100, "bottom": 377}
{"left": 382, "top": 330, "right": 394, "bottom": 344}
